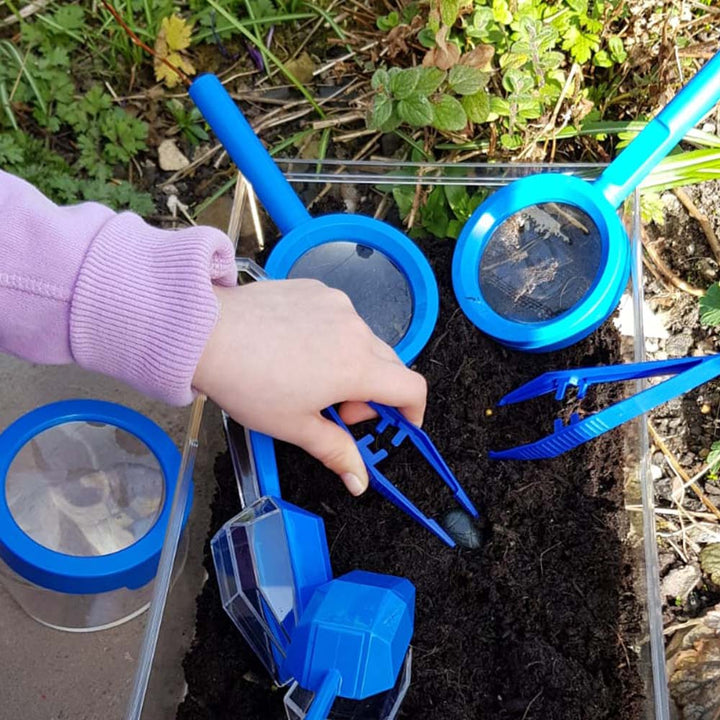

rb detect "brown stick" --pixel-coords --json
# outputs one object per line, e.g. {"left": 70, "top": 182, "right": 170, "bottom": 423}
{"left": 673, "top": 186, "right": 720, "bottom": 265}
{"left": 649, "top": 422, "right": 720, "bottom": 522}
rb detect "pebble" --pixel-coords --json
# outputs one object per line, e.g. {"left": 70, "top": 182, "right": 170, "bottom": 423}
{"left": 661, "top": 564, "right": 701, "bottom": 601}
{"left": 441, "top": 509, "right": 484, "bottom": 550}
{"left": 158, "top": 139, "right": 189, "bottom": 172}
{"left": 650, "top": 464, "right": 663, "bottom": 481}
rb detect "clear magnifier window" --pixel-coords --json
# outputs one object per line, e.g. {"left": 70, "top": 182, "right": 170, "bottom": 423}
{"left": 5, "top": 422, "right": 165, "bottom": 557}
{"left": 478, "top": 203, "right": 603, "bottom": 323}
{"left": 287, "top": 241, "right": 413, "bottom": 347}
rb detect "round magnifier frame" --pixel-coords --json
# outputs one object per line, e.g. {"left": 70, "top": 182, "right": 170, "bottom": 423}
{"left": 265, "top": 214, "right": 439, "bottom": 365}
{"left": 452, "top": 174, "right": 631, "bottom": 352}
{"left": 0, "top": 400, "right": 185, "bottom": 594}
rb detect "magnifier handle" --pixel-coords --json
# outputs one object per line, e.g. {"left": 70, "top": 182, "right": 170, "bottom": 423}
{"left": 595, "top": 50, "right": 720, "bottom": 208}
{"left": 189, "top": 74, "right": 312, "bottom": 235}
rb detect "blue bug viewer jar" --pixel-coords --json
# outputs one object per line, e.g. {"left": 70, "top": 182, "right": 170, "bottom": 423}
{"left": 0, "top": 400, "right": 189, "bottom": 632}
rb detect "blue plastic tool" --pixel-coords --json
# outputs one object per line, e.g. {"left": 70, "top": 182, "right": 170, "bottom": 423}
{"left": 0, "top": 400, "right": 185, "bottom": 594}
{"left": 490, "top": 354, "right": 720, "bottom": 460}
{"left": 232, "top": 258, "right": 477, "bottom": 547}
{"left": 189, "top": 73, "right": 438, "bottom": 365}
{"left": 325, "top": 402, "right": 478, "bottom": 546}
{"left": 215, "top": 417, "right": 416, "bottom": 719}
{"left": 453, "top": 50, "right": 720, "bottom": 352}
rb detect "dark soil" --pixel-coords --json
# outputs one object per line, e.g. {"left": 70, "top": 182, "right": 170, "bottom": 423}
{"left": 178, "top": 228, "right": 646, "bottom": 720}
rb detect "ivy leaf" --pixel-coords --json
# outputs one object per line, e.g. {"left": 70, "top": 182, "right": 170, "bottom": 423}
{"left": 431, "top": 94, "right": 467, "bottom": 131}
{"left": 397, "top": 94, "right": 434, "bottom": 127}
{"left": 415, "top": 67, "right": 446, "bottom": 96}
{"left": 448, "top": 65, "right": 487, "bottom": 95}
{"left": 389, "top": 67, "right": 421, "bottom": 99}
{"left": 461, "top": 90, "right": 490, "bottom": 123}
{"left": 700, "top": 284, "right": 720, "bottom": 326}
{"left": 370, "top": 94, "right": 394, "bottom": 129}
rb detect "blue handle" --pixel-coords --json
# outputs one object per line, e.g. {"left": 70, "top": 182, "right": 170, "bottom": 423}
{"left": 189, "top": 73, "right": 312, "bottom": 235}
{"left": 305, "top": 671, "right": 342, "bottom": 720}
{"left": 594, "top": 50, "right": 720, "bottom": 207}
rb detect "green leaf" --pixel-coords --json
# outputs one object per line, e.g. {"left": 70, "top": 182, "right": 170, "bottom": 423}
{"left": 415, "top": 67, "right": 446, "bottom": 96}
{"left": 389, "top": 67, "right": 421, "bottom": 100}
{"left": 397, "top": 94, "right": 434, "bottom": 127}
{"left": 461, "top": 90, "right": 491, "bottom": 123}
{"left": 593, "top": 50, "right": 612, "bottom": 68}
{"left": 440, "top": 0, "right": 462, "bottom": 26}
{"left": 371, "top": 68, "right": 390, "bottom": 90}
{"left": 371, "top": 94, "right": 394, "bottom": 129}
{"left": 492, "top": 0, "right": 513, "bottom": 24}
{"left": 420, "top": 186, "right": 450, "bottom": 238}
{"left": 608, "top": 36, "right": 627, "bottom": 63}
{"left": 418, "top": 27, "right": 437, "bottom": 48}
{"left": 444, "top": 183, "right": 471, "bottom": 220}
{"left": 376, "top": 11, "right": 399, "bottom": 31}
{"left": 448, "top": 65, "right": 487, "bottom": 95}
{"left": 392, "top": 184, "right": 415, "bottom": 218}
{"left": 700, "top": 284, "right": 720, "bottom": 326}
{"left": 431, "top": 94, "right": 468, "bottom": 131}
{"left": 564, "top": 0, "right": 588, "bottom": 12}
{"left": 500, "top": 133, "right": 523, "bottom": 149}
{"left": 706, "top": 441, "right": 720, "bottom": 478}
{"left": 489, "top": 95, "right": 511, "bottom": 117}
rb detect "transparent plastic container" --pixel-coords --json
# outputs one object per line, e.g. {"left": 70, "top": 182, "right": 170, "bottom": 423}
{"left": 133, "top": 161, "right": 669, "bottom": 720}
{"left": 0, "top": 400, "right": 191, "bottom": 632}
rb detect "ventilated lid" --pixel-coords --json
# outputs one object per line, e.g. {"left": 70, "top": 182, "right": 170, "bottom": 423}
{"left": 287, "top": 241, "right": 413, "bottom": 347}
{"left": 5, "top": 422, "right": 164, "bottom": 558}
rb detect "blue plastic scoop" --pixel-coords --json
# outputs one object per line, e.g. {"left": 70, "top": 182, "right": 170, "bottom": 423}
{"left": 453, "top": 50, "right": 720, "bottom": 352}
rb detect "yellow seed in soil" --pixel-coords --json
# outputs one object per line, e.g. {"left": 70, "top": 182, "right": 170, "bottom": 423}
{"left": 485, "top": 408, "right": 493, "bottom": 417}
{"left": 701, "top": 403, "right": 712, "bottom": 414}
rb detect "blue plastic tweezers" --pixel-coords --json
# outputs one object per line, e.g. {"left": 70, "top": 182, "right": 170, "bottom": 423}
{"left": 325, "top": 402, "right": 479, "bottom": 546}
{"left": 490, "top": 355, "right": 720, "bottom": 460}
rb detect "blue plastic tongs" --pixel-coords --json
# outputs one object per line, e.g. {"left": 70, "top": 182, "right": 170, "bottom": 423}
{"left": 490, "top": 354, "right": 720, "bottom": 461}
{"left": 325, "top": 403, "right": 479, "bottom": 547}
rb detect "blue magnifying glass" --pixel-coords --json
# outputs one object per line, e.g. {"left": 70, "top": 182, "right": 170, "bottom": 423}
{"left": 190, "top": 75, "right": 438, "bottom": 365}
{"left": 452, "top": 50, "right": 720, "bottom": 352}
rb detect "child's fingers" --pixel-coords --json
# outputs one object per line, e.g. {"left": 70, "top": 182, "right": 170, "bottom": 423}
{"left": 296, "top": 415, "right": 369, "bottom": 495}
{"left": 338, "top": 400, "right": 378, "bottom": 425}
{"left": 360, "top": 360, "right": 427, "bottom": 427}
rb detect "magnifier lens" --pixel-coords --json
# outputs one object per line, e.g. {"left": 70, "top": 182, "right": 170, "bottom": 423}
{"left": 5, "top": 422, "right": 164, "bottom": 557}
{"left": 478, "top": 202, "right": 603, "bottom": 323}
{"left": 288, "top": 241, "right": 414, "bottom": 347}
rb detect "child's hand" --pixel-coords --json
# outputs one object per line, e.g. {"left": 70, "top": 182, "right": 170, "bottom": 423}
{"left": 193, "top": 280, "right": 427, "bottom": 496}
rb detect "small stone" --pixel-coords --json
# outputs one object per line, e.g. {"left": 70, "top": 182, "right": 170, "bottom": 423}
{"left": 650, "top": 464, "right": 663, "bottom": 481}
{"left": 441, "top": 509, "right": 483, "bottom": 550}
{"left": 701, "top": 404, "right": 712, "bottom": 415}
{"left": 661, "top": 564, "right": 701, "bottom": 601}
{"left": 485, "top": 408, "right": 493, "bottom": 417}
{"left": 158, "top": 139, "right": 190, "bottom": 172}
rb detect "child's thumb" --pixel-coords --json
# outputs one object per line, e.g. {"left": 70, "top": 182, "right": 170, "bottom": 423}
{"left": 299, "top": 416, "right": 368, "bottom": 496}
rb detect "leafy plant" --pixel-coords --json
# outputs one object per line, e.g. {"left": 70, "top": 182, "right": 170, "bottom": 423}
{"left": 391, "top": 180, "right": 488, "bottom": 240}
{"left": 700, "top": 284, "right": 720, "bottom": 328}
{"left": 167, "top": 99, "right": 209, "bottom": 145}
{"left": 370, "top": 0, "right": 628, "bottom": 149}
{"left": 154, "top": 13, "right": 196, "bottom": 87}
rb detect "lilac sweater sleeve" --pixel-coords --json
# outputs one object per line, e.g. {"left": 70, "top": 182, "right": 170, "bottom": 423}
{"left": 0, "top": 169, "right": 237, "bottom": 405}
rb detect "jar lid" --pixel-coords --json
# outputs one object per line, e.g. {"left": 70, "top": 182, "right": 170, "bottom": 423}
{"left": 0, "top": 400, "right": 187, "bottom": 594}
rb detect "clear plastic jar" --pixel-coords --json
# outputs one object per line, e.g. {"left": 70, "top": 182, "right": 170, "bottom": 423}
{"left": 0, "top": 401, "right": 190, "bottom": 632}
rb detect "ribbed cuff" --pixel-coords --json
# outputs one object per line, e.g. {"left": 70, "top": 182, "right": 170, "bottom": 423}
{"left": 70, "top": 213, "right": 237, "bottom": 405}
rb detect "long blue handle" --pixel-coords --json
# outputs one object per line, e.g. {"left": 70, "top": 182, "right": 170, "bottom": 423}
{"left": 594, "top": 50, "right": 720, "bottom": 207}
{"left": 189, "top": 73, "right": 312, "bottom": 235}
